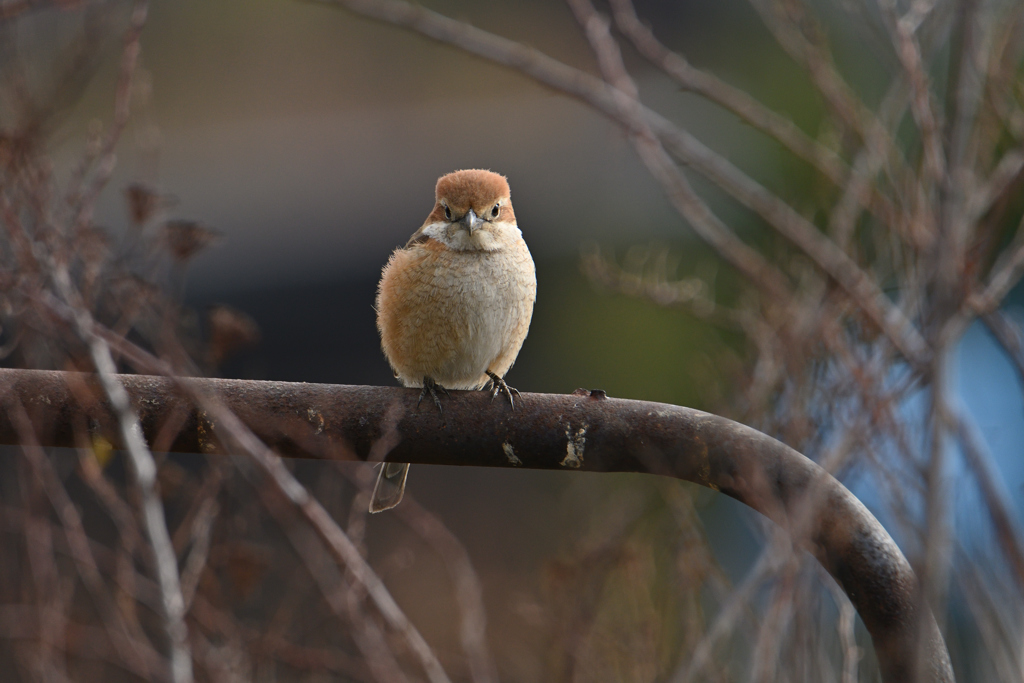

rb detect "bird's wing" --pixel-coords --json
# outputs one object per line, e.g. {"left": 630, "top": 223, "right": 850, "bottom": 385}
{"left": 404, "top": 228, "right": 431, "bottom": 248}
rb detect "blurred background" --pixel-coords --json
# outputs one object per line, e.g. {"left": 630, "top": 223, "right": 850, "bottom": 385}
{"left": 2, "top": 0, "right": 1024, "bottom": 681}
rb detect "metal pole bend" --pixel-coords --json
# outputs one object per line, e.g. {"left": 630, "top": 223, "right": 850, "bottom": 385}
{"left": 0, "top": 369, "right": 954, "bottom": 682}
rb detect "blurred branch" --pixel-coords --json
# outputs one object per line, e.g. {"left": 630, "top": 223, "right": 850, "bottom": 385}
{"left": 121, "top": 333, "right": 451, "bottom": 683}
{"left": 0, "top": 607, "right": 164, "bottom": 677}
{"left": 60, "top": 309, "right": 193, "bottom": 683}
{"left": 877, "top": 0, "right": 947, "bottom": 188}
{"left": 955, "top": 544, "right": 1024, "bottom": 681}
{"left": 391, "top": 497, "right": 498, "bottom": 683}
{"left": 5, "top": 398, "right": 161, "bottom": 680}
{"left": 607, "top": 0, "right": 850, "bottom": 195}
{"left": 225, "top": 414, "right": 453, "bottom": 683}
{"left": 0, "top": 0, "right": 84, "bottom": 22}
{"left": 107, "top": 324, "right": 456, "bottom": 683}
{"left": 824, "top": 570, "right": 862, "bottom": 683}
{"left": 177, "top": 496, "right": 217, "bottom": 612}
{"left": 951, "top": 400, "right": 1024, "bottom": 589}
{"left": 749, "top": 0, "right": 911, "bottom": 187}
{"left": 828, "top": 76, "right": 913, "bottom": 247}
{"left": 310, "top": 0, "right": 932, "bottom": 367}
{"left": 677, "top": 548, "right": 782, "bottom": 683}
{"left": 972, "top": 212, "right": 1024, "bottom": 314}
{"left": 66, "top": 0, "right": 148, "bottom": 232}
{"left": 981, "top": 310, "right": 1024, "bottom": 387}
{"left": 974, "top": 148, "right": 1024, "bottom": 219}
{"left": 0, "top": 367, "right": 954, "bottom": 683}
{"left": 918, "top": 341, "right": 956, "bottom": 682}
{"left": 243, "top": 462, "right": 417, "bottom": 683}
{"left": 340, "top": 461, "right": 497, "bottom": 683}
{"left": 562, "top": 0, "right": 792, "bottom": 302}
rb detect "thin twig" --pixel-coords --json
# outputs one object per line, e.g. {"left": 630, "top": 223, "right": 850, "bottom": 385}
{"left": 916, "top": 333, "right": 958, "bottom": 683}
{"left": 972, "top": 211, "right": 1024, "bottom": 313}
{"left": 608, "top": 0, "right": 855, "bottom": 195}
{"left": 676, "top": 548, "right": 783, "bottom": 683}
{"left": 68, "top": 0, "right": 148, "bottom": 232}
{"left": 52, "top": 271, "right": 193, "bottom": 683}
{"left": 209, "top": 401, "right": 453, "bottom": 683}
{"left": 377, "top": 490, "right": 498, "bottom": 683}
{"left": 7, "top": 398, "right": 160, "bottom": 679}
{"left": 178, "top": 496, "right": 218, "bottom": 612}
{"left": 973, "top": 147, "right": 1024, "bottom": 219}
{"left": 877, "top": 0, "right": 947, "bottom": 187}
{"left": 823, "top": 571, "right": 862, "bottom": 683}
{"left": 750, "top": 0, "right": 910, "bottom": 186}
{"left": 952, "top": 401, "right": 1024, "bottom": 590}
{"left": 981, "top": 310, "right": 1024, "bottom": 389}
{"left": 243, "top": 464, "right": 413, "bottom": 683}
{"left": 74, "top": 320, "right": 454, "bottom": 683}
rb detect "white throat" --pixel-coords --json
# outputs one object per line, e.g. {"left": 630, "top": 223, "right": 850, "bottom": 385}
{"left": 421, "top": 220, "right": 521, "bottom": 252}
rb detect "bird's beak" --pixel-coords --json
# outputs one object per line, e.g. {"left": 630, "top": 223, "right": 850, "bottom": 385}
{"left": 459, "top": 209, "right": 482, "bottom": 234}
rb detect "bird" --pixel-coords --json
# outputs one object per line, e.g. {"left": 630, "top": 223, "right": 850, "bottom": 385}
{"left": 370, "top": 169, "right": 537, "bottom": 512}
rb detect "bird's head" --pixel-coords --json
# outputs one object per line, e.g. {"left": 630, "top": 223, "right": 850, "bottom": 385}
{"left": 420, "top": 169, "right": 519, "bottom": 251}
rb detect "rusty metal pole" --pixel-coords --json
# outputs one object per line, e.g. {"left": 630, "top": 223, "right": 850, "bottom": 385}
{"left": 0, "top": 367, "right": 953, "bottom": 682}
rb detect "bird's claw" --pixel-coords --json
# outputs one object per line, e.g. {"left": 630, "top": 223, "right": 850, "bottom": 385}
{"left": 486, "top": 371, "right": 520, "bottom": 409}
{"left": 418, "top": 377, "right": 449, "bottom": 422}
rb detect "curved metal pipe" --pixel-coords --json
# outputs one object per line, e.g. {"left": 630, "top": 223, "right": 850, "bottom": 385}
{"left": 0, "top": 368, "right": 953, "bottom": 682}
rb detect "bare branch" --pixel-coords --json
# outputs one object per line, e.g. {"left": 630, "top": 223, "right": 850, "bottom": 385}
{"left": 951, "top": 401, "right": 1024, "bottom": 590}
{"left": 178, "top": 496, "right": 217, "bottom": 612}
{"left": 749, "top": 0, "right": 910, "bottom": 182}
{"left": 973, "top": 147, "right": 1024, "bottom": 220}
{"left": 877, "top": 0, "right": 947, "bottom": 186}
{"left": 243, "top": 464, "right": 415, "bottom": 683}
{"left": 391, "top": 497, "right": 499, "bottom": 683}
{"left": 6, "top": 398, "right": 161, "bottom": 679}
{"left": 981, "top": 309, "right": 1024, "bottom": 388}
{"left": 677, "top": 545, "right": 782, "bottom": 683}
{"left": 916, "top": 331, "right": 962, "bottom": 683}
{"left": 828, "top": 76, "right": 912, "bottom": 247}
{"left": 564, "top": 0, "right": 792, "bottom": 304}
{"left": 67, "top": 0, "right": 148, "bottom": 232}
{"left": 972, "top": 218, "right": 1024, "bottom": 315}
{"left": 312, "top": 0, "right": 931, "bottom": 367}
{"left": 87, "top": 318, "right": 455, "bottom": 683}
{"left": 215, "top": 404, "right": 454, "bottom": 683}
{"left": 48, "top": 265, "right": 193, "bottom": 683}
{"left": 608, "top": 0, "right": 848, "bottom": 190}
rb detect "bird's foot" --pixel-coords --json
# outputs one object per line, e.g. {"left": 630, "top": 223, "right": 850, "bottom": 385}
{"left": 418, "top": 376, "right": 450, "bottom": 420}
{"left": 486, "top": 371, "right": 521, "bottom": 409}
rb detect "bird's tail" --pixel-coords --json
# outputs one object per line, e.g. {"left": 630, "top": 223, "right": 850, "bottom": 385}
{"left": 369, "top": 462, "right": 410, "bottom": 513}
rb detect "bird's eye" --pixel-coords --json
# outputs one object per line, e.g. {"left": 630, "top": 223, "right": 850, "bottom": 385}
{"left": 491, "top": 203, "right": 500, "bottom": 218}
{"left": 444, "top": 205, "right": 452, "bottom": 221}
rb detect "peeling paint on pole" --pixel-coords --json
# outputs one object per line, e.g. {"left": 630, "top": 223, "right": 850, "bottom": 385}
{"left": 560, "top": 423, "right": 587, "bottom": 468}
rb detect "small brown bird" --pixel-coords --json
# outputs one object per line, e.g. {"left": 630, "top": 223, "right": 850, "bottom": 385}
{"left": 371, "top": 169, "right": 537, "bottom": 512}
